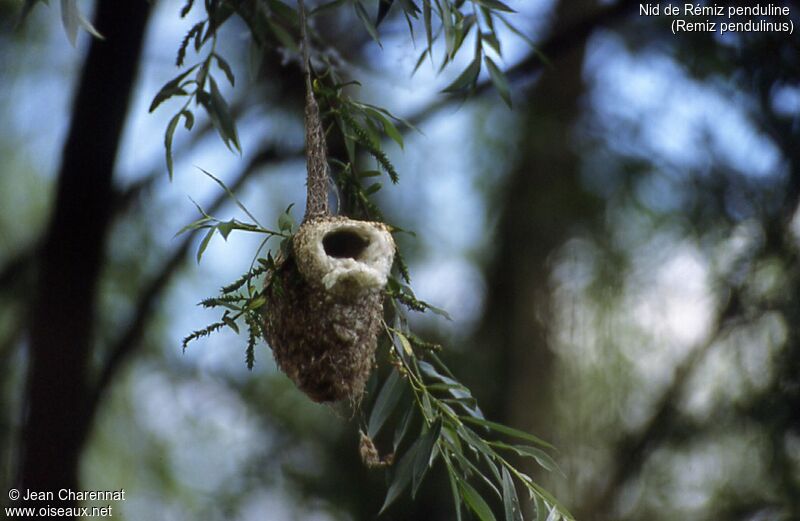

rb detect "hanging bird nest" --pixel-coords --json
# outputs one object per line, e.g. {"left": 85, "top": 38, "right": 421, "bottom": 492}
{"left": 263, "top": 0, "right": 394, "bottom": 403}
{"left": 264, "top": 217, "right": 394, "bottom": 402}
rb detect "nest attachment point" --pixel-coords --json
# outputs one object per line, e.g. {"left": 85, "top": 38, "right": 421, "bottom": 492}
{"left": 264, "top": 216, "right": 395, "bottom": 402}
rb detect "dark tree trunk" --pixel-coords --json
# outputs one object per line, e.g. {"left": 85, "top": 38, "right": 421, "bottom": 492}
{"left": 475, "top": 0, "right": 601, "bottom": 516}
{"left": 18, "top": 0, "right": 151, "bottom": 508}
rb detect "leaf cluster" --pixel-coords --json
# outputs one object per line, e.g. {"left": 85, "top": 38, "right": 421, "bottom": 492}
{"left": 183, "top": 249, "right": 278, "bottom": 369}
{"left": 365, "top": 323, "right": 573, "bottom": 521}
{"left": 180, "top": 173, "right": 293, "bottom": 369}
{"left": 382, "top": 0, "right": 527, "bottom": 107}
{"left": 150, "top": 0, "right": 245, "bottom": 179}
{"left": 310, "top": 79, "right": 417, "bottom": 218}
{"left": 149, "top": 0, "right": 527, "bottom": 181}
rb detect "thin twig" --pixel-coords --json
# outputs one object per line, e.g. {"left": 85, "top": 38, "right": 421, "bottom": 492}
{"left": 298, "top": 0, "right": 330, "bottom": 221}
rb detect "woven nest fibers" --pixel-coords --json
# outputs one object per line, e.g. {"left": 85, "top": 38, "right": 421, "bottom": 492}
{"left": 264, "top": 217, "right": 395, "bottom": 402}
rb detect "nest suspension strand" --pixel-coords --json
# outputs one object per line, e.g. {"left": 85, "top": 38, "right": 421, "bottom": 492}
{"left": 263, "top": 0, "right": 395, "bottom": 403}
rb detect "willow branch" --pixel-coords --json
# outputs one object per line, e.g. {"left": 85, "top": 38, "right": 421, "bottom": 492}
{"left": 85, "top": 146, "right": 291, "bottom": 419}
{"left": 406, "top": 0, "right": 641, "bottom": 126}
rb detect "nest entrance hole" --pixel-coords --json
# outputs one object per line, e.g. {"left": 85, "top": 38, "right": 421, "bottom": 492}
{"left": 323, "top": 229, "right": 370, "bottom": 260}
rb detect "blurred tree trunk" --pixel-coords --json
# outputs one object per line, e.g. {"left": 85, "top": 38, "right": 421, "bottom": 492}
{"left": 18, "top": 0, "right": 151, "bottom": 508}
{"left": 476, "top": 0, "right": 600, "bottom": 514}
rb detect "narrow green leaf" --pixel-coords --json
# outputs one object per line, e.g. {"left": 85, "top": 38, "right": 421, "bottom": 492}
{"left": 379, "top": 438, "right": 421, "bottom": 514}
{"left": 354, "top": 1, "right": 382, "bottom": 45}
{"left": 396, "top": 331, "right": 414, "bottom": 357}
{"left": 60, "top": 0, "right": 78, "bottom": 46}
{"left": 267, "top": 18, "right": 299, "bottom": 52}
{"left": 457, "top": 424, "right": 502, "bottom": 461}
{"left": 196, "top": 168, "right": 262, "bottom": 228}
{"left": 482, "top": 30, "right": 502, "bottom": 55}
{"left": 267, "top": 0, "right": 299, "bottom": 23}
{"left": 451, "top": 448, "right": 502, "bottom": 499}
{"left": 426, "top": 383, "right": 461, "bottom": 393}
{"left": 473, "top": 0, "right": 515, "bottom": 12}
{"left": 364, "top": 117, "right": 383, "bottom": 149}
{"left": 76, "top": 8, "right": 102, "bottom": 40}
{"left": 248, "top": 39, "right": 264, "bottom": 79}
{"left": 498, "top": 14, "right": 538, "bottom": 50}
{"left": 425, "top": 300, "right": 453, "bottom": 320}
{"left": 247, "top": 296, "right": 267, "bottom": 310}
{"left": 455, "top": 400, "right": 485, "bottom": 420}
{"left": 181, "top": 110, "right": 195, "bottom": 130}
{"left": 461, "top": 416, "right": 555, "bottom": 450}
{"left": 202, "top": 2, "right": 236, "bottom": 43}
{"left": 492, "top": 442, "right": 563, "bottom": 475}
{"left": 534, "top": 495, "right": 547, "bottom": 521}
{"left": 459, "top": 480, "right": 497, "bottom": 521}
{"left": 165, "top": 113, "right": 181, "bottom": 180}
{"left": 208, "top": 76, "right": 241, "bottom": 153}
{"left": 180, "top": 0, "right": 195, "bottom": 17}
{"left": 188, "top": 196, "right": 213, "bottom": 219}
{"left": 393, "top": 403, "right": 415, "bottom": 451}
{"left": 421, "top": 392, "right": 434, "bottom": 419}
{"left": 442, "top": 57, "right": 481, "bottom": 93}
{"left": 218, "top": 219, "right": 236, "bottom": 240}
{"left": 482, "top": 451, "right": 503, "bottom": 484}
{"left": 442, "top": 3, "right": 457, "bottom": 59}
{"left": 442, "top": 425, "right": 464, "bottom": 456}
{"left": 359, "top": 102, "right": 420, "bottom": 134}
{"left": 451, "top": 14, "right": 475, "bottom": 58}
{"left": 222, "top": 315, "right": 240, "bottom": 334}
{"left": 397, "top": 0, "right": 421, "bottom": 17}
{"left": 365, "top": 182, "right": 382, "bottom": 195}
{"left": 501, "top": 467, "right": 523, "bottom": 521}
{"left": 446, "top": 460, "right": 464, "bottom": 521}
{"left": 412, "top": 48, "right": 428, "bottom": 75}
{"left": 150, "top": 65, "right": 198, "bottom": 113}
{"left": 418, "top": 360, "right": 461, "bottom": 387}
{"left": 403, "top": 8, "right": 416, "bottom": 40}
{"left": 277, "top": 212, "right": 294, "bottom": 233}
{"left": 213, "top": 53, "right": 236, "bottom": 86}
{"left": 528, "top": 482, "right": 574, "bottom": 521}
{"left": 481, "top": 6, "right": 495, "bottom": 31}
{"left": 152, "top": 86, "right": 189, "bottom": 112}
{"left": 193, "top": 21, "right": 204, "bottom": 51}
{"left": 423, "top": 0, "right": 433, "bottom": 53}
{"left": 309, "top": 0, "right": 349, "bottom": 17}
{"left": 412, "top": 418, "right": 442, "bottom": 497}
{"left": 197, "top": 227, "right": 215, "bottom": 263}
{"left": 366, "top": 108, "right": 404, "bottom": 149}
{"left": 276, "top": 204, "right": 295, "bottom": 234}
{"left": 368, "top": 369, "right": 405, "bottom": 437}
{"left": 174, "top": 219, "right": 212, "bottom": 238}
{"left": 484, "top": 56, "right": 511, "bottom": 107}
{"left": 337, "top": 115, "right": 357, "bottom": 164}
